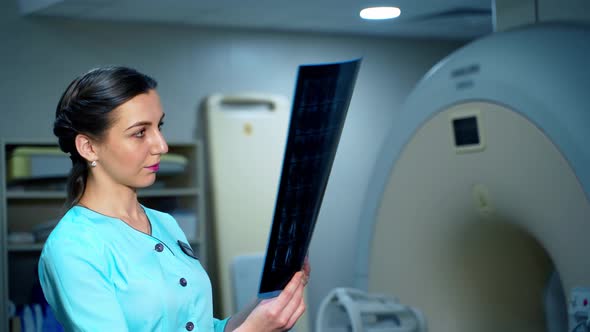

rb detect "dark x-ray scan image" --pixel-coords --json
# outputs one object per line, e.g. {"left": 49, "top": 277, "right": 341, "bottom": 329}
{"left": 259, "top": 58, "right": 361, "bottom": 297}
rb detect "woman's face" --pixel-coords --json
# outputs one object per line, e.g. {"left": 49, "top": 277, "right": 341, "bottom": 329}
{"left": 94, "top": 89, "right": 168, "bottom": 189}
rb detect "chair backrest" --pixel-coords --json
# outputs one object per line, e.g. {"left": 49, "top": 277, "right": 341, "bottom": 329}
{"left": 230, "top": 253, "right": 265, "bottom": 312}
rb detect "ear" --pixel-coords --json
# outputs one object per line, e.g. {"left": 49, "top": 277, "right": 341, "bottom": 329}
{"left": 74, "top": 134, "right": 99, "bottom": 164}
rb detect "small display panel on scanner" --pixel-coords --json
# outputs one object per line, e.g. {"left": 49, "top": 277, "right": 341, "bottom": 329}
{"left": 453, "top": 116, "right": 480, "bottom": 146}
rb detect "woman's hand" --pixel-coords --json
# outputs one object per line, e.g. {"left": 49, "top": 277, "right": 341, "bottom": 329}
{"left": 302, "top": 255, "right": 311, "bottom": 285}
{"left": 236, "top": 257, "right": 311, "bottom": 332}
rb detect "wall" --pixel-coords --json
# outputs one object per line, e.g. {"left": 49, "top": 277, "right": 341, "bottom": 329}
{"left": 493, "top": 0, "right": 590, "bottom": 31}
{"left": 0, "top": 0, "right": 465, "bottom": 329}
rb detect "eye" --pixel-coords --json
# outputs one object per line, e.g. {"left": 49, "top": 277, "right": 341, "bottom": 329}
{"left": 158, "top": 122, "right": 165, "bottom": 131}
{"left": 134, "top": 129, "right": 146, "bottom": 138}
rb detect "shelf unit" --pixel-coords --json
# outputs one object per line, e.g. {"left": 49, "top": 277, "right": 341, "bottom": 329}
{"left": 0, "top": 139, "right": 208, "bottom": 330}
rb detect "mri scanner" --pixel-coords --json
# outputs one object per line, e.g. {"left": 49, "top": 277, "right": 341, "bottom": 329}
{"left": 323, "top": 23, "right": 590, "bottom": 332}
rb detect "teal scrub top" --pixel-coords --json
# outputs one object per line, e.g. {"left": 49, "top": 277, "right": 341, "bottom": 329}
{"left": 38, "top": 205, "right": 229, "bottom": 332}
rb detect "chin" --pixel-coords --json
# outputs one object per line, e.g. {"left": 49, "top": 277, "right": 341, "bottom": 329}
{"left": 134, "top": 175, "right": 157, "bottom": 188}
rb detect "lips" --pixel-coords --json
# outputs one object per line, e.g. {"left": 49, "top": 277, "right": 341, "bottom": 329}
{"left": 146, "top": 163, "right": 160, "bottom": 172}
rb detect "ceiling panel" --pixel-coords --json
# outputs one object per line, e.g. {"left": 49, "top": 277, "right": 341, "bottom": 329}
{"left": 24, "top": 0, "right": 494, "bottom": 39}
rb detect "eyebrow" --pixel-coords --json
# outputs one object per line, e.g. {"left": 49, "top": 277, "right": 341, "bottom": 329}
{"left": 125, "top": 113, "right": 166, "bottom": 131}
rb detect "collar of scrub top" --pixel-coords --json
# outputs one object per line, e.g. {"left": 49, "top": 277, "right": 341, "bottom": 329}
{"left": 74, "top": 204, "right": 187, "bottom": 256}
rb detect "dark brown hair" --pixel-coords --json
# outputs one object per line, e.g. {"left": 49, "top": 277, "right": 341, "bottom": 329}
{"left": 53, "top": 66, "right": 157, "bottom": 208}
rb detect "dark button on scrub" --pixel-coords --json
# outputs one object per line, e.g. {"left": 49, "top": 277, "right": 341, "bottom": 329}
{"left": 155, "top": 243, "right": 164, "bottom": 252}
{"left": 179, "top": 278, "right": 187, "bottom": 287}
{"left": 185, "top": 321, "right": 194, "bottom": 331}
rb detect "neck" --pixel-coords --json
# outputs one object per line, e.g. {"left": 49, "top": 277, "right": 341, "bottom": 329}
{"left": 79, "top": 173, "right": 142, "bottom": 220}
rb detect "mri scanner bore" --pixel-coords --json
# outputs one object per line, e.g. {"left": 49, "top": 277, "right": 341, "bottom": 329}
{"left": 332, "top": 23, "right": 590, "bottom": 332}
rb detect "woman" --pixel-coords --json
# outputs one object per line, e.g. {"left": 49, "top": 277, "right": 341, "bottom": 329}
{"left": 38, "top": 66, "right": 309, "bottom": 332}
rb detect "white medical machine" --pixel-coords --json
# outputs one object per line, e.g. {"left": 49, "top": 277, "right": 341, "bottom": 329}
{"left": 316, "top": 288, "right": 427, "bottom": 332}
{"left": 350, "top": 23, "right": 590, "bottom": 332}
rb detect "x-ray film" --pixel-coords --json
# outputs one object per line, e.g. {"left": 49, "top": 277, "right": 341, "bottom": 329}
{"left": 259, "top": 59, "right": 361, "bottom": 298}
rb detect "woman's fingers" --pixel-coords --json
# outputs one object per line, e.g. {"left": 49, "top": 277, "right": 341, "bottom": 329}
{"left": 264, "top": 271, "right": 306, "bottom": 330}
{"left": 238, "top": 271, "right": 308, "bottom": 332}
{"left": 278, "top": 273, "right": 305, "bottom": 322}
{"left": 286, "top": 299, "right": 306, "bottom": 329}
{"left": 273, "top": 271, "right": 302, "bottom": 309}
{"left": 303, "top": 256, "right": 311, "bottom": 277}
{"left": 301, "top": 256, "right": 311, "bottom": 287}
{"left": 259, "top": 271, "right": 302, "bottom": 326}
{"left": 285, "top": 278, "right": 306, "bottom": 329}
{"left": 245, "top": 271, "right": 307, "bottom": 331}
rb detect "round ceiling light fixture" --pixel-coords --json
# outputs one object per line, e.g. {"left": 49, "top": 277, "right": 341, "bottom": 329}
{"left": 360, "top": 6, "right": 401, "bottom": 20}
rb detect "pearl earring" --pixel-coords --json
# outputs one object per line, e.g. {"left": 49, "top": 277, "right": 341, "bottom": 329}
{"left": 90, "top": 160, "right": 97, "bottom": 167}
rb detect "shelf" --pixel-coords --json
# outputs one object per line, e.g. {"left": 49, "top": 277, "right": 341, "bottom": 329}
{"left": 6, "top": 191, "right": 65, "bottom": 199}
{"left": 7, "top": 243, "right": 45, "bottom": 252}
{"left": 139, "top": 188, "right": 200, "bottom": 197}
{"left": 6, "top": 187, "right": 200, "bottom": 199}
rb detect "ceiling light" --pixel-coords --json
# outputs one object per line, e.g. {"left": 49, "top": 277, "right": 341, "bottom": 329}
{"left": 360, "top": 6, "right": 401, "bottom": 20}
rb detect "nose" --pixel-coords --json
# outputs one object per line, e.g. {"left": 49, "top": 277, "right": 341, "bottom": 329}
{"left": 152, "top": 129, "right": 168, "bottom": 155}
